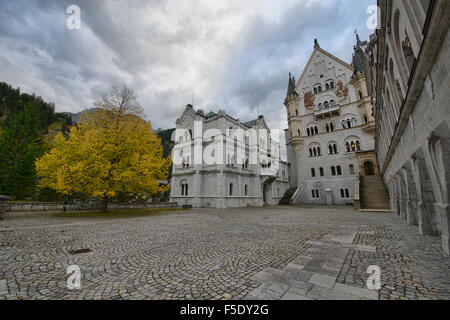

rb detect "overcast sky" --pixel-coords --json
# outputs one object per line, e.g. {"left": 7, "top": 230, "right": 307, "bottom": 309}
{"left": 0, "top": 0, "right": 376, "bottom": 141}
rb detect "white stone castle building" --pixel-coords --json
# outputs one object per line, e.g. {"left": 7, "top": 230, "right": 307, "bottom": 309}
{"left": 362, "top": 0, "right": 449, "bottom": 254}
{"left": 284, "top": 39, "right": 382, "bottom": 206}
{"left": 170, "top": 105, "right": 289, "bottom": 208}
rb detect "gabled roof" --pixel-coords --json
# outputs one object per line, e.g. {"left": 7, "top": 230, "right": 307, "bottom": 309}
{"left": 204, "top": 111, "right": 217, "bottom": 119}
{"left": 295, "top": 43, "right": 354, "bottom": 92}
{"left": 243, "top": 119, "right": 258, "bottom": 128}
{"left": 176, "top": 104, "right": 201, "bottom": 125}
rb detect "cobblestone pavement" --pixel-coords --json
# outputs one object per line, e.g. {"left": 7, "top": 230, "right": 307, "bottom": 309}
{"left": 0, "top": 206, "right": 448, "bottom": 300}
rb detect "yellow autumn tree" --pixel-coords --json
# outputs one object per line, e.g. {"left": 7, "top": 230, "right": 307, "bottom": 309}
{"left": 36, "top": 85, "right": 171, "bottom": 211}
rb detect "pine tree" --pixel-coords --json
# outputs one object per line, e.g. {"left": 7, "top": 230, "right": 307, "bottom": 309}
{"left": 0, "top": 103, "right": 44, "bottom": 199}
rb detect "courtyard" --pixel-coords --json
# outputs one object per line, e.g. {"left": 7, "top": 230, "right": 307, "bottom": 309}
{"left": 0, "top": 206, "right": 449, "bottom": 300}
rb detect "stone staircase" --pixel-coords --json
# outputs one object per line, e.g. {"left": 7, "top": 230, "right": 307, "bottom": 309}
{"left": 360, "top": 175, "right": 390, "bottom": 210}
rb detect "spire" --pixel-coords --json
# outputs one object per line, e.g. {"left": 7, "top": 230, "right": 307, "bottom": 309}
{"left": 286, "top": 73, "right": 298, "bottom": 98}
{"left": 352, "top": 33, "right": 364, "bottom": 76}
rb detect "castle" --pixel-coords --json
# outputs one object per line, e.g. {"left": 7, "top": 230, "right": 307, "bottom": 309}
{"left": 169, "top": 105, "right": 289, "bottom": 208}
{"left": 284, "top": 39, "right": 382, "bottom": 207}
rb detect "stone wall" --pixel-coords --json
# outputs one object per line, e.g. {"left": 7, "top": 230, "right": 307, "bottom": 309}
{"left": 6, "top": 201, "right": 179, "bottom": 212}
{"left": 366, "top": 0, "right": 450, "bottom": 254}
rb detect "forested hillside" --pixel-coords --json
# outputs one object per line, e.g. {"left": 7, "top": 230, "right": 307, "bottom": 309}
{"left": 157, "top": 128, "right": 175, "bottom": 158}
{"left": 0, "top": 82, "right": 72, "bottom": 200}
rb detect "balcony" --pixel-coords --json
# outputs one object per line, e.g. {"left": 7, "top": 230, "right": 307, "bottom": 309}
{"left": 314, "top": 103, "right": 340, "bottom": 120}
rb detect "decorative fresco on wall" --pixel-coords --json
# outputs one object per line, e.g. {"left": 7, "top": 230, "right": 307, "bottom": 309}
{"left": 304, "top": 91, "right": 316, "bottom": 109}
{"left": 334, "top": 80, "right": 349, "bottom": 98}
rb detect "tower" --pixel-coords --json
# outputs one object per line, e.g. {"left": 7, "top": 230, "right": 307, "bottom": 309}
{"left": 284, "top": 73, "right": 303, "bottom": 151}
{"left": 349, "top": 34, "right": 376, "bottom": 136}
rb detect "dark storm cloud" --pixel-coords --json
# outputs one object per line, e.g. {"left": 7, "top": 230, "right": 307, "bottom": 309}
{"left": 0, "top": 0, "right": 376, "bottom": 138}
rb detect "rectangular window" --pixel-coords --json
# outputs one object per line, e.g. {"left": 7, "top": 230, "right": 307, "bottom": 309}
{"left": 315, "top": 190, "right": 320, "bottom": 198}
{"left": 311, "top": 190, "right": 315, "bottom": 198}
{"left": 311, "top": 168, "right": 316, "bottom": 177}
{"left": 345, "top": 189, "right": 350, "bottom": 198}
{"left": 340, "top": 189, "right": 345, "bottom": 198}
{"left": 320, "top": 168, "right": 324, "bottom": 177}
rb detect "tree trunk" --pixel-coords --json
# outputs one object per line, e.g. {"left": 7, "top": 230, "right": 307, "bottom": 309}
{"left": 101, "top": 195, "right": 108, "bottom": 212}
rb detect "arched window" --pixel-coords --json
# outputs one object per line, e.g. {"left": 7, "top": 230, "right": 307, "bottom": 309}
{"left": 181, "top": 181, "right": 188, "bottom": 196}
{"left": 346, "top": 142, "right": 351, "bottom": 152}
{"left": 313, "top": 148, "right": 317, "bottom": 157}
{"left": 318, "top": 86, "right": 322, "bottom": 92}
{"left": 309, "top": 148, "right": 313, "bottom": 157}
{"left": 307, "top": 128, "right": 310, "bottom": 136}
{"left": 337, "top": 166, "right": 342, "bottom": 175}
{"left": 356, "top": 140, "right": 361, "bottom": 150}
{"left": 342, "top": 120, "right": 347, "bottom": 129}
{"left": 331, "top": 166, "right": 336, "bottom": 176}
{"left": 298, "top": 129, "right": 301, "bottom": 137}
{"left": 245, "top": 185, "right": 248, "bottom": 196}
{"left": 325, "top": 83, "right": 330, "bottom": 90}
{"left": 396, "top": 79, "right": 403, "bottom": 102}
{"left": 402, "top": 32, "right": 415, "bottom": 72}
{"left": 326, "top": 123, "right": 330, "bottom": 132}
{"left": 330, "top": 100, "right": 335, "bottom": 105}
{"left": 328, "top": 143, "right": 337, "bottom": 155}
{"left": 330, "top": 81, "right": 335, "bottom": 89}
{"left": 330, "top": 123, "right": 334, "bottom": 131}
{"left": 189, "top": 129, "right": 193, "bottom": 139}
{"left": 295, "top": 109, "right": 299, "bottom": 117}
{"left": 311, "top": 168, "right": 316, "bottom": 177}
{"left": 364, "top": 114, "right": 368, "bottom": 124}
{"left": 349, "top": 164, "right": 355, "bottom": 175}
{"left": 351, "top": 118, "right": 357, "bottom": 127}
{"left": 229, "top": 183, "right": 233, "bottom": 196}
{"left": 324, "top": 101, "right": 329, "bottom": 108}
{"left": 359, "top": 91, "right": 363, "bottom": 100}
{"left": 314, "top": 126, "right": 318, "bottom": 135}
{"left": 314, "top": 87, "right": 318, "bottom": 94}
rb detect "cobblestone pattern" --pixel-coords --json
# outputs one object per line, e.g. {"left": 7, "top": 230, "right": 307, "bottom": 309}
{"left": 336, "top": 224, "right": 450, "bottom": 300}
{"left": 0, "top": 206, "right": 449, "bottom": 300}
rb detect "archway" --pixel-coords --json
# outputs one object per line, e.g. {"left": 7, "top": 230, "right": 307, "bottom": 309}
{"left": 364, "top": 161, "right": 375, "bottom": 176}
{"left": 413, "top": 149, "right": 439, "bottom": 236}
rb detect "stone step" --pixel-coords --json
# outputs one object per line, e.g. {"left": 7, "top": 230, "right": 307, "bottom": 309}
{"left": 360, "top": 174, "right": 390, "bottom": 210}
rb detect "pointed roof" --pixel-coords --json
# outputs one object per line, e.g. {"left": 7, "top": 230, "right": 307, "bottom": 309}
{"left": 286, "top": 73, "right": 298, "bottom": 98}
{"left": 243, "top": 115, "right": 268, "bottom": 129}
{"left": 294, "top": 40, "right": 354, "bottom": 91}
{"left": 204, "top": 111, "right": 217, "bottom": 119}
{"left": 352, "top": 33, "right": 365, "bottom": 76}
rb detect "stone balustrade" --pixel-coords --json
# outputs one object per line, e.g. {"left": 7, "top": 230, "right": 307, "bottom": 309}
{"left": 5, "top": 201, "right": 179, "bottom": 213}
